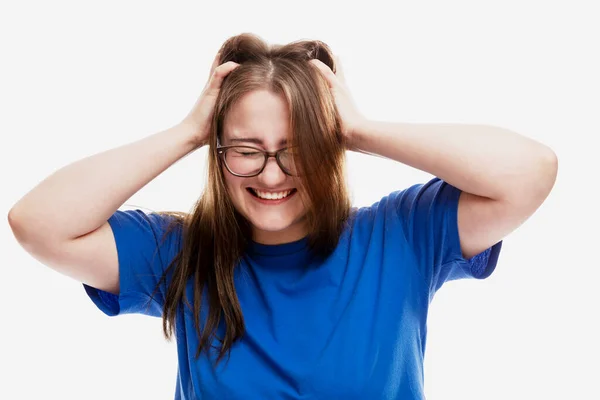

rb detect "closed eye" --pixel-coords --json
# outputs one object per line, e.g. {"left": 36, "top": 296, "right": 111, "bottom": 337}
{"left": 231, "top": 150, "right": 262, "bottom": 157}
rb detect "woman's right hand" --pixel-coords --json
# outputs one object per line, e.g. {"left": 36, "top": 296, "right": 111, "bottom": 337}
{"left": 181, "top": 52, "right": 240, "bottom": 147}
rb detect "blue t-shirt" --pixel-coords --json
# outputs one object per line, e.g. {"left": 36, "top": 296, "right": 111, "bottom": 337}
{"left": 83, "top": 177, "right": 502, "bottom": 399}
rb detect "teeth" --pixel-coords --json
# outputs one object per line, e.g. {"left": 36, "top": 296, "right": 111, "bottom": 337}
{"left": 254, "top": 189, "right": 292, "bottom": 200}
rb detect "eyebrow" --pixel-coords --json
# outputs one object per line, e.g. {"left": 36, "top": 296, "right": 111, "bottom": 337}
{"left": 229, "top": 137, "right": 288, "bottom": 146}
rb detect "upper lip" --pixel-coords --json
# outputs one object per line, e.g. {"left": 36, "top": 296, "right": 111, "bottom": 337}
{"left": 248, "top": 188, "right": 296, "bottom": 193}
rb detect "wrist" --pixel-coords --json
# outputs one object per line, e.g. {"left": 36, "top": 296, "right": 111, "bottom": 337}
{"left": 172, "top": 122, "right": 206, "bottom": 152}
{"left": 177, "top": 122, "right": 208, "bottom": 149}
{"left": 345, "top": 118, "right": 371, "bottom": 152}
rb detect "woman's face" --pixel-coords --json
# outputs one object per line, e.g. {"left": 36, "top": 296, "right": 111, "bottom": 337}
{"left": 221, "top": 89, "right": 308, "bottom": 245}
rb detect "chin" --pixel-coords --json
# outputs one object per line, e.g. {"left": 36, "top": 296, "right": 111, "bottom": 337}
{"left": 249, "top": 215, "right": 297, "bottom": 232}
{"left": 246, "top": 213, "right": 308, "bottom": 244}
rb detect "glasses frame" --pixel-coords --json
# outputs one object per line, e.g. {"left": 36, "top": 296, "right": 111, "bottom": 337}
{"left": 216, "top": 144, "right": 298, "bottom": 178}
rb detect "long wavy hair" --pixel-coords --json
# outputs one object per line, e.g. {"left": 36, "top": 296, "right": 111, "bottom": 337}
{"left": 153, "top": 33, "right": 351, "bottom": 364}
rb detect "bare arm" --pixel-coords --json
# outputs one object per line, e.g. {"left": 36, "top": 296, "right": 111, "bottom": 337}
{"left": 9, "top": 124, "right": 197, "bottom": 243}
{"left": 8, "top": 124, "right": 198, "bottom": 294}
{"left": 7, "top": 54, "right": 239, "bottom": 294}
{"left": 9, "top": 51, "right": 240, "bottom": 245}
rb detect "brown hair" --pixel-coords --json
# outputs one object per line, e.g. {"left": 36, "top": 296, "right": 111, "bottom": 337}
{"left": 154, "top": 33, "right": 351, "bottom": 364}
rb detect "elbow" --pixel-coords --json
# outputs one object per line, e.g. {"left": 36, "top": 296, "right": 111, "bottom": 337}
{"left": 538, "top": 147, "right": 558, "bottom": 198}
{"left": 501, "top": 146, "right": 558, "bottom": 205}
{"left": 8, "top": 206, "right": 33, "bottom": 248}
{"left": 8, "top": 206, "right": 48, "bottom": 251}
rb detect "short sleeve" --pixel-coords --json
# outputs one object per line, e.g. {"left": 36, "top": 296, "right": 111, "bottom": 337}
{"left": 83, "top": 209, "right": 182, "bottom": 317}
{"left": 393, "top": 177, "right": 503, "bottom": 300}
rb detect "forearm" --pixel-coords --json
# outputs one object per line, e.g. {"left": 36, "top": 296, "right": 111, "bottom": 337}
{"left": 9, "top": 123, "right": 198, "bottom": 242}
{"left": 350, "top": 121, "right": 557, "bottom": 201}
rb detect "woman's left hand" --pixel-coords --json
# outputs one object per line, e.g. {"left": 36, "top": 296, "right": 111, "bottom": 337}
{"left": 310, "top": 57, "right": 367, "bottom": 148}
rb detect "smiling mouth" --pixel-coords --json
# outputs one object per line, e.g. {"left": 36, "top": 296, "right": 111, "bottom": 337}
{"left": 247, "top": 188, "right": 297, "bottom": 200}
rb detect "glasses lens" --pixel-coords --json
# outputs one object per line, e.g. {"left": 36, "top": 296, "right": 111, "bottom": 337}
{"left": 277, "top": 149, "right": 298, "bottom": 175}
{"left": 224, "top": 147, "right": 264, "bottom": 176}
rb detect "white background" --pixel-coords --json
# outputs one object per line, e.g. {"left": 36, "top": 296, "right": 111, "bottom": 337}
{"left": 1, "top": 0, "right": 598, "bottom": 399}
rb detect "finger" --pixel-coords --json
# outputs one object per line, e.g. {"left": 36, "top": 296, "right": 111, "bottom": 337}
{"left": 309, "top": 59, "right": 337, "bottom": 88}
{"left": 335, "top": 55, "right": 346, "bottom": 84}
{"left": 206, "top": 61, "right": 240, "bottom": 92}
{"left": 208, "top": 51, "right": 222, "bottom": 80}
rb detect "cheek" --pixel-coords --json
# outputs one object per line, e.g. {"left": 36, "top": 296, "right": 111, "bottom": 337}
{"left": 294, "top": 182, "right": 310, "bottom": 207}
{"left": 222, "top": 171, "right": 247, "bottom": 208}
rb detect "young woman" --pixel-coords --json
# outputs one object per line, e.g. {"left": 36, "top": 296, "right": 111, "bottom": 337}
{"left": 8, "top": 33, "right": 558, "bottom": 399}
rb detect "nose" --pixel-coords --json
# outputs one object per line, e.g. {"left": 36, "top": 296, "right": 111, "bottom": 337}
{"left": 257, "top": 156, "right": 287, "bottom": 186}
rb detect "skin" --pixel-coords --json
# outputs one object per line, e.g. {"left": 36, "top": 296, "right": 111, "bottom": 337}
{"left": 219, "top": 57, "right": 557, "bottom": 256}
{"left": 222, "top": 89, "right": 308, "bottom": 245}
{"left": 310, "top": 57, "right": 558, "bottom": 260}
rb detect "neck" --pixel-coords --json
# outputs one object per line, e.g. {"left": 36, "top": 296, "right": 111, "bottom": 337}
{"left": 252, "top": 220, "right": 308, "bottom": 245}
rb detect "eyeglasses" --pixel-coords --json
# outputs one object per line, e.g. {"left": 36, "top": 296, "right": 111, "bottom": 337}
{"left": 216, "top": 144, "right": 299, "bottom": 177}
